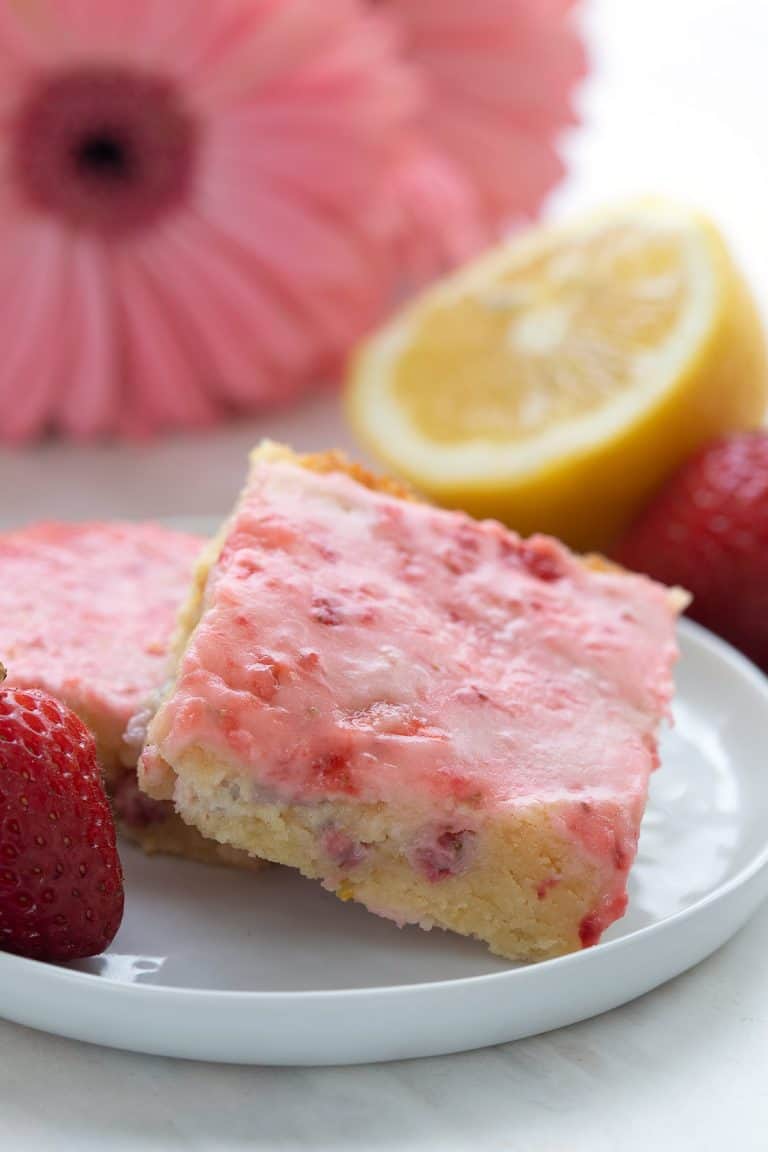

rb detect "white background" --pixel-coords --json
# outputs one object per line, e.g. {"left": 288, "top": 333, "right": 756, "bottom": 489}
{"left": 1, "top": 1, "right": 768, "bottom": 1148}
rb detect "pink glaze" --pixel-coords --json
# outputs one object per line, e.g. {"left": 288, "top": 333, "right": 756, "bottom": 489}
{"left": 146, "top": 459, "right": 680, "bottom": 939}
{"left": 0, "top": 522, "right": 203, "bottom": 758}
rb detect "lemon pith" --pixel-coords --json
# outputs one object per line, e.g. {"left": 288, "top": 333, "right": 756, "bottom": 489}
{"left": 347, "top": 201, "right": 768, "bottom": 551}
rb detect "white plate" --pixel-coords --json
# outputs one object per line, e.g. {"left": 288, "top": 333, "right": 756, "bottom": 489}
{"left": 0, "top": 619, "right": 767, "bottom": 1065}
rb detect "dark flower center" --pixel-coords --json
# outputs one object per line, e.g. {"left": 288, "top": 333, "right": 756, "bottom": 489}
{"left": 75, "top": 133, "right": 136, "bottom": 183}
{"left": 13, "top": 67, "right": 198, "bottom": 236}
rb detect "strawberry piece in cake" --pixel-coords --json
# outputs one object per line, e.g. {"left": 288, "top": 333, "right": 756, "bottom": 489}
{"left": 0, "top": 521, "right": 259, "bottom": 868}
{"left": 140, "top": 444, "right": 684, "bottom": 960}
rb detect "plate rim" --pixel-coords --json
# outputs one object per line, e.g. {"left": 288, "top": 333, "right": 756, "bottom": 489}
{"left": 0, "top": 616, "right": 767, "bottom": 1006}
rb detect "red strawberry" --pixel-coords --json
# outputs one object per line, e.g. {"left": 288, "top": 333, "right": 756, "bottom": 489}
{"left": 0, "top": 666, "right": 124, "bottom": 961}
{"left": 616, "top": 432, "right": 768, "bottom": 671}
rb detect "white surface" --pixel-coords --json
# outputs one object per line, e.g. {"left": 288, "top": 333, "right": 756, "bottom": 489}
{"left": 1, "top": 621, "right": 767, "bottom": 1068}
{"left": 2, "top": 0, "right": 768, "bottom": 1145}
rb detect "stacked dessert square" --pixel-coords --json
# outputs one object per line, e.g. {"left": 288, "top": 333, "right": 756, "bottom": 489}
{"left": 0, "top": 521, "right": 257, "bottom": 868}
{"left": 138, "top": 442, "right": 683, "bottom": 961}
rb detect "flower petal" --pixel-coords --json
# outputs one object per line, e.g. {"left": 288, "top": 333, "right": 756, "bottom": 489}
{"left": 0, "top": 221, "right": 64, "bottom": 441}
{"left": 431, "top": 106, "right": 566, "bottom": 219}
{"left": 0, "top": 5, "right": 37, "bottom": 76}
{"left": 204, "top": 104, "right": 395, "bottom": 209}
{"left": 413, "top": 33, "right": 586, "bottom": 128}
{"left": 111, "top": 243, "right": 218, "bottom": 436}
{"left": 197, "top": 168, "right": 386, "bottom": 337}
{"left": 25, "top": 0, "right": 210, "bottom": 68}
{"left": 56, "top": 240, "right": 119, "bottom": 438}
{"left": 184, "top": 1, "right": 405, "bottom": 114}
{"left": 389, "top": 146, "right": 485, "bottom": 282}
{"left": 130, "top": 212, "right": 318, "bottom": 410}
{"left": 383, "top": 0, "right": 586, "bottom": 225}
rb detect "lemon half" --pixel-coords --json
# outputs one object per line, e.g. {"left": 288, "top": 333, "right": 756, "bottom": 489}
{"left": 347, "top": 201, "right": 768, "bottom": 550}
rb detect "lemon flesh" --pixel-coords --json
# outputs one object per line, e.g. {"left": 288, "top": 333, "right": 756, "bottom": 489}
{"left": 348, "top": 202, "right": 768, "bottom": 550}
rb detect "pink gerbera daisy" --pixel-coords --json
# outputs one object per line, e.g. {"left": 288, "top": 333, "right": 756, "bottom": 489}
{"left": 0, "top": 0, "right": 413, "bottom": 440}
{"left": 380, "top": 0, "right": 587, "bottom": 259}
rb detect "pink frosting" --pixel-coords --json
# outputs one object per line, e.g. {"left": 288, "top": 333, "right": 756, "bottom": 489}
{"left": 150, "top": 461, "right": 678, "bottom": 827}
{"left": 0, "top": 522, "right": 203, "bottom": 751}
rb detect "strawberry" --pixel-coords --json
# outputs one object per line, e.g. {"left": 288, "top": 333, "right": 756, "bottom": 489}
{"left": 0, "top": 665, "right": 124, "bottom": 961}
{"left": 616, "top": 432, "right": 768, "bottom": 671}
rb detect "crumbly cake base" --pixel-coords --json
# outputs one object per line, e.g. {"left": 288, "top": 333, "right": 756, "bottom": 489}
{"left": 92, "top": 712, "right": 262, "bottom": 870}
{"left": 147, "top": 752, "right": 608, "bottom": 960}
{"left": 118, "top": 806, "right": 264, "bottom": 870}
